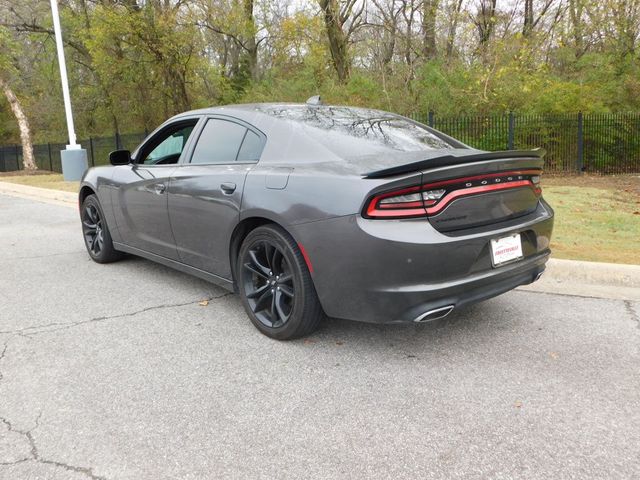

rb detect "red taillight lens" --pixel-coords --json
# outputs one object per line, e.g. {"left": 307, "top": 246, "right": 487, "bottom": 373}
{"left": 364, "top": 170, "right": 542, "bottom": 219}
{"left": 365, "top": 185, "right": 427, "bottom": 217}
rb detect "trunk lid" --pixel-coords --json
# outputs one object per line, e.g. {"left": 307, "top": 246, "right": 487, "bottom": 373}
{"left": 363, "top": 148, "right": 545, "bottom": 232}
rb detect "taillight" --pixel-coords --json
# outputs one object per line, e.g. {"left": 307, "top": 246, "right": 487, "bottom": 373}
{"left": 366, "top": 185, "right": 427, "bottom": 217}
{"left": 423, "top": 189, "right": 446, "bottom": 204}
{"left": 364, "top": 170, "right": 542, "bottom": 219}
{"left": 531, "top": 175, "right": 541, "bottom": 194}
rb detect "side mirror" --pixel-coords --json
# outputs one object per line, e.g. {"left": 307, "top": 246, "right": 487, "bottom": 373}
{"left": 109, "top": 149, "right": 131, "bottom": 166}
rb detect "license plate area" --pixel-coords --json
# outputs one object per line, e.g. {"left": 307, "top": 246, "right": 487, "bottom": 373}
{"left": 490, "top": 233, "right": 523, "bottom": 267}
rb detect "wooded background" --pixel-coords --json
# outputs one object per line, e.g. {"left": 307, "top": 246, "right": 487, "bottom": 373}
{"left": 0, "top": 0, "right": 639, "bottom": 145}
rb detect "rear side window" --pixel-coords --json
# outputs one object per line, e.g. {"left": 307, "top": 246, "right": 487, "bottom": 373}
{"left": 190, "top": 119, "right": 246, "bottom": 164}
{"left": 237, "top": 130, "right": 264, "bottom": 162}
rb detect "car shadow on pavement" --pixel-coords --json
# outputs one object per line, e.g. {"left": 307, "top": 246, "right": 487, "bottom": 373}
{"left": 294, "top": 298, "right": 523, "bottom": 361}
{"left": 114, "top": 254, "right": 517, "bottom": 353}
{"left": 325, "top": 307, "right": 481, "bottom": 333}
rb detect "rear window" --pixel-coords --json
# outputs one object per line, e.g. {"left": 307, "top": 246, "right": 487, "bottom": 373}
{"left": 258, "top": 106, "right": 454, "bottom": 155}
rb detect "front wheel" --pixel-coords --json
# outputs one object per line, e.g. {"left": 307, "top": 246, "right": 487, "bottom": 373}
{"left": 80, "top": 194, "right": 122, "bottom": 264}
{"left": 237, "top": 225, "right": 324, "bottom": 340}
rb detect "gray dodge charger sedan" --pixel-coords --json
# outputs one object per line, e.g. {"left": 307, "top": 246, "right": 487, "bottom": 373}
{"left": 79, "top": 102, "right": 554, "bottom": 339}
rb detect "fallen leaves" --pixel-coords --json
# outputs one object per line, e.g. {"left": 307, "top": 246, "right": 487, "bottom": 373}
{"left": 198, "top": 300, "right": 209, "bottom": 306}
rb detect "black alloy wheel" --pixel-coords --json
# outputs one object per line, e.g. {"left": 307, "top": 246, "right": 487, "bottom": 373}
{"left": 82, "top": 203, "right": 104, "bottom": 257}
{"left": 242, "top": 240, "right": 295, "bottom": 328}
{"left": 238, "top": 225, "right": 324, "bottom": 340}
{"left": 80, "top": 194, "right": 122, "bottom": 263}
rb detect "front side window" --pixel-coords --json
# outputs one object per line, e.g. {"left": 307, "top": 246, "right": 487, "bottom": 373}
{"left": 191, "top": 119, "right": 249, "bottom": 164}
{"left": 141, "top": 123, "right": 195, "bottom": 165}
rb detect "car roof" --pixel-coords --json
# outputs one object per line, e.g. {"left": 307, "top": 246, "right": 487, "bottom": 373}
{"left": 168, "top": 103, "right": 414, "bottom": 142}
{"left": 161, "top": 103, "right": 465, "bottom": 168}
{"left": 175, "top": 102, "right": 366, "bottom": 114}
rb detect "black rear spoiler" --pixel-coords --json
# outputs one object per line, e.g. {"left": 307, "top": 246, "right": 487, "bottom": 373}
{"left": 363, "top": 149, "right": 546, "bottom": 179}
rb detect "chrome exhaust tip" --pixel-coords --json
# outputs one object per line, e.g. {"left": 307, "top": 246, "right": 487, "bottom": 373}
{"left": 534, "top": 271, "right": 544, "bottom": 282}
{"left": 413, "top": 305, "right": 455, "bottom": 323}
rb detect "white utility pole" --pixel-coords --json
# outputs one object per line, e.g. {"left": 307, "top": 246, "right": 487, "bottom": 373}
{"left": 50, "top": 0, "right": 78, "bottom": 148}
{"left": 49, "top": 0, "right": 87, "bottom": 180}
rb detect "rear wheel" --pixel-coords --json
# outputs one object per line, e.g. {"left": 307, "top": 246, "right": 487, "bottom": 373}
{"left": 81, "top": 194, "right": 122, "bottom": 264}
{"left": 237, "top": 225, "right": 324, "bottom": 340}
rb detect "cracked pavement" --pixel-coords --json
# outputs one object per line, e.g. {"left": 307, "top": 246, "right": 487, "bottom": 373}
{"left": 1, "top": 193, "right": 639, "bottom": 479}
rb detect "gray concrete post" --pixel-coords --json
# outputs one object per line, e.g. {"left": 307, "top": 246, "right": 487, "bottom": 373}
{"left": 61, "top": 148, "right": 88, "bottom": 181}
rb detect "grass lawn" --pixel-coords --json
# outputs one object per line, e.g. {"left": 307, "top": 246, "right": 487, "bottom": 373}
{"left": 543, "top": 175, "right": 640, "bottom": 264}
{"left": 0, "top": 172, "right": 79, "bottom": 193}
{"left": 1, "top": 172, "right": 638, "bottom": 264}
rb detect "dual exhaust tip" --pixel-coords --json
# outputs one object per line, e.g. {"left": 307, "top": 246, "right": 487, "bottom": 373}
{"left": 413, "top": 305, "right": 455, "bottom": 323}
{"left": 413, "top": 271, "right": 543, "bottom": 323}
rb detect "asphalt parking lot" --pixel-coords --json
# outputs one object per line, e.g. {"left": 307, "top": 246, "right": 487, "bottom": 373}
{"left": 0, "top": 193, "right": 639, "bottom": 480}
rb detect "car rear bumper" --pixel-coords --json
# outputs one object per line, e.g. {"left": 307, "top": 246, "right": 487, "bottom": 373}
{"left": 369, "top": 252, "right": 548, "bottom": 323}
{"left": 290, "top": 200, "right": 554, "bottom": 324}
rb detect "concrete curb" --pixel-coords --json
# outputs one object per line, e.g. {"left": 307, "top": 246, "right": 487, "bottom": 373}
{"left": 1, "top": 180, "right": 638, "bottom": 300}
{"left": 0, "top": 181, "right": 77, "bottom": 206}
{"left": 543, "top": 258, "right": 640, "bottom": 288}
{"left": 519, "top": 258, "right": 640, "bottom": 301}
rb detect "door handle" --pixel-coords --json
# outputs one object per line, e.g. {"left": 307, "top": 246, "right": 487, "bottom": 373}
{"left": 220, "top": 182, "right": 237, "bottom": 194}
{"left": 154, "top": 183, "right": 166, "bottom": 195}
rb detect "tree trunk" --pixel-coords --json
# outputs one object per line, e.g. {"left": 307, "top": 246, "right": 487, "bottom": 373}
{"left": 0, "top": 77, "right": 37, "bottom": 171}
{"left": 319, "top": 0, "right": 351, "bottom": 83}
{"left": 474, "top": 0, "right": 497, "bottom": 62}
{"left": 446, "top": 0, "right": 464, "bottom": 59}
{"left": 523, "top": 0, "right": 534, "bottom": 37}
{"left": 476, "top": 0, "right": 497, "bottom": 45}
{"left": 422, "top": 0, "right": 439, "bottom": 60}
{"left": 613, "top": 0, "right": 638, "bottom": 57}
{"left": 381, "top": 26, "right": 396, "bottom": 73}
{"left": 243, "top": 0, "right": 259, "bottom": 81}
{"left": 568, "top": 0, "right": 585, "bottom": 58}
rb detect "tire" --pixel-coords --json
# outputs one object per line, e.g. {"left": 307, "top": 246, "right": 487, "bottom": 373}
{"left": 80, "top": 194, "right": 123, "bottom": 264}
{"left": 237, "top": 224, "right": 324, "bottom": 340}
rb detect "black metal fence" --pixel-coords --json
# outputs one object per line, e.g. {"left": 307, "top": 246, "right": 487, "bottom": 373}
{"left": 2, "top": 113, "right": 640, "bottom": 174}
{"left": 410, "top": 112, "right": 639, "bottom": 174}
{"left": 0, "top": 132, "right": 146, "bottom": 173}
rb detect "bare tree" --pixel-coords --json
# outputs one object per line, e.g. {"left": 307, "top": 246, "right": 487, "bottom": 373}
{"left": 243, "top": 0, "right": 259, "bottom": 80}
{"left": 523, "top": 0, "right": 556, "bottom": 37}
{"left": 193, "top": 0, "right": 263, "bottom": 83}
{"left": 0, "top": 21, "right": 36, "bottom": 170}
{"left": 612, "top": 0, "right": 639, "bottom": 56}
{"left": 422, "top": 0, "right": 438, "bottom": 59}
{"left": 568, "top": 0, "right": 586, "bottom": 57}
{"left": 0, "top": 77, "right": 36, "bottom": 170}
{"left": 445, "top": 0, "right": 464, "bottom": 59}
{"left": 398, "top": 0, "right": 421, "bottom": 67}
{"left": 369, "top": 0, "right": 403, "bottom": 72}
{"left": 318, "top": 0, "right": 366, "bottom": 82}
{"left": 473, "top": 0, "right": 497, "bottom": 46}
